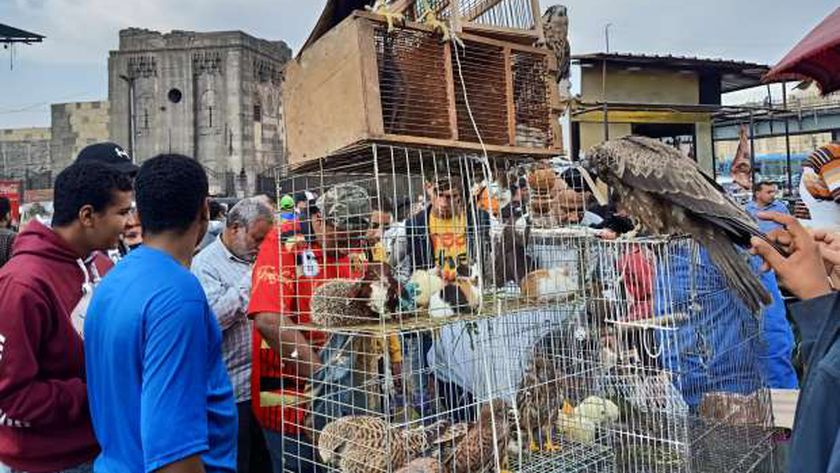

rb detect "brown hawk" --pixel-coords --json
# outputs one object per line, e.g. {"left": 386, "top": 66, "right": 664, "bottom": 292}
{"left": 435, "top": 400, "right": 511, "bottom": 472}
{"left": 537, "top": 5, "right": 570, "bottom": 83}
{"left": 585, "top": 135, "right": 776, "bottom": 313}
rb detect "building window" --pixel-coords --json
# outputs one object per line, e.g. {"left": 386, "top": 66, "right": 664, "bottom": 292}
{"left": 253, "top": 104, "right": 262, "bottom": 122}
{"left": 208, "top": 106, "right": 213, "bottom": 128}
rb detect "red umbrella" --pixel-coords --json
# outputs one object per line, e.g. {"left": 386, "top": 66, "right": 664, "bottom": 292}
{"left": 764, "top": 7, "right": 840, "bottom": 95}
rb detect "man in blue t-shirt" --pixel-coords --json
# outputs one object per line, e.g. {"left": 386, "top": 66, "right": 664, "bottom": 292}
{"left": 745, "top": 181, "right": 790, "bottom": 234}
{"left": 85, "top": 154, "right": 236, "bottom": 473}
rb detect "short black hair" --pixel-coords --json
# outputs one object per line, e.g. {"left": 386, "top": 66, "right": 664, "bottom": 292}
{"left": 209, "top": 200, "right": 225, "bottom": 220}
{"left": 754, "top": 181, "right": 777, "bottom": 194}
{"left": 52, "top": 162, "right": 133, "bottom": 227}
{"left": 135, "top": 154, "right": 208, "bottom": 235}
{"left": 0, "top": 196, "right": 10, "bottom": 221}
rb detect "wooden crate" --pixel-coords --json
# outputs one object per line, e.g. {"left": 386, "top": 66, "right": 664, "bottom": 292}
{"left": 283, "top": 11, "right": 563, "bottom": 167}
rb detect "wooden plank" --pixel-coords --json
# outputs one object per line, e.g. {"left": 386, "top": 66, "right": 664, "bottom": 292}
{"left": 355, "top": 11, "right": 547, "bottom": 55}
{"left": 450, "top": 0, "right": 463, "bottom": 33}
{"left": 771, "top": 389, "right": 799, "bottom": 429}
{"left": 356, "top": 18, "right": 385, "bottom": 136}
{"left": 504, "top": 47, "right": 516, "bottom": 146}
{"left": 462, "top": 0, "right": 502, "bottom": 21}
{"left": 284, "top": 16, "right": 370, "bottom": 165}
{"left": 443, "top": 42, "right": 459, "bottom": 141}
{"left": 374, "top": 133, "right": 563, "bottom": 156}
{"left": 530, "top": 0, "right": 545, "bottom": 42}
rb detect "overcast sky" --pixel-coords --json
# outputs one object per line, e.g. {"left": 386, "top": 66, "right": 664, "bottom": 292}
{"left": 0, "top": 0, "right": 836, "bottom": 129}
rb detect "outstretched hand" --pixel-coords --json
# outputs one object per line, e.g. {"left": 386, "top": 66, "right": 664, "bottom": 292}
{"left": 750, "top": 212, "right": 832, "bottom": 301}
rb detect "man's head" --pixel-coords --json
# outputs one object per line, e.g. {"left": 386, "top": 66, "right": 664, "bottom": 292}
{"left": 134, "top": 154, "right": 209, "bottom": 245}
{"left": 223, "top": 198, "right": 274, "bottom": 261}
{"left": 313, "top": 184, "right": 371, "bottom": 256}
{"left": 209, "top": 200, "right": 226, "bottom": 221}
{"left": 427, "top": 176, "right": 465, "bottom": 219}
{"left": 754, "top": 181, "right": 778, "bottom": 206}
{"left": 0, "top": 196, "right": 11, "bottom": 228}
{"left": 75, "top": 142, "right": 139, "bottom": 177}
{"left": 368, "top": 198, "right": 394, "bottom": 244}
{"left": 554, "top": 168, "right": 591, "bottom": 224}
{"left": 52, "top": 162, "right": 134, "bottom": 252}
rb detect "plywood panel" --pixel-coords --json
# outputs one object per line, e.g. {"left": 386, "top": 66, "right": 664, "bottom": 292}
{"left": 284, "top": 16, "right": 369, "bottom": 165}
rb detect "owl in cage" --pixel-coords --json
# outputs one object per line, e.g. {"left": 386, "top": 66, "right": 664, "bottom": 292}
{"left": 318, "top": 416, "right": 448, "bottom": 473}
{"left": 538, "top": 5, "right": 571, "bottom": 90}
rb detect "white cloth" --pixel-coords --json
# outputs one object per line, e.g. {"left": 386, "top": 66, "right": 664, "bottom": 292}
{"left": 799, "top": 169, "right": 840, "bottom": 230}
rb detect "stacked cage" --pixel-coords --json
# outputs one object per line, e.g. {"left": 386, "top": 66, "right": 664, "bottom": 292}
{"left": 587, "top": 237, "right": 776, "bottom": 473}
{"left": 262, "top": 144, "right": 622, "bottom": 473}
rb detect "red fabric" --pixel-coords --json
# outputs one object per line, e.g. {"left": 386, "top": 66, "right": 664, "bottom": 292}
{"left": 619, "top": 246, "right": 655, "bottom": 321}
{"left": 247, "top": 228, "right": 365, "bottom": 433}
{"left": 765, "top": 7, "right": 840, "bottom": 94}
{"left": 0, "top": 221, "right": 105, "bottom": 472}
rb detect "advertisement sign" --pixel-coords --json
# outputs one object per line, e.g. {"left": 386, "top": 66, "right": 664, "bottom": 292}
{"left": 0, "top": 180, "right": 22, "bottom": 223}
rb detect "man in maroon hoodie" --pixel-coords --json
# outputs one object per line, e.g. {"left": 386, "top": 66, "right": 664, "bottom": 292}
{"left": 0, "top": 161, "right": 133, "bottom": 473}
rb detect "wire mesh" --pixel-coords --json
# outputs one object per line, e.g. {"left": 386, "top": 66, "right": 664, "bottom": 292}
{"left": 256, "top": 145, "right": 775, "bottom": 473}
{"left": 409, "top": 0, "right": 539, "bottom": 31}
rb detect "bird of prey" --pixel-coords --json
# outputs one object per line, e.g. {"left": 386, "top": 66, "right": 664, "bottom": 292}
{"left": 537, "top": 5, "right": 571, "bottom": 84}
{"left": 435, "top": 399, "right": 511, "bottom": 472}
{"left": 318, "top": 416, "right": 448, "bottom": 473}
{"left": 417, "top": 0, "right": 464, "bottom": 47}
{"left": 585, "top": 136, "right": 774, "bottom": 314}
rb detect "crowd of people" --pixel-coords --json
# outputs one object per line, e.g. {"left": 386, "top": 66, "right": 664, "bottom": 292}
{"left": 0, "top": 140, "right": 837, "bottom": 473}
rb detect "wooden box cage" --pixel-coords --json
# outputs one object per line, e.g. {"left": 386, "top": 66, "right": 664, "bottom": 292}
{"left": 284, "top": 4, "right": 562, "bottom": 167}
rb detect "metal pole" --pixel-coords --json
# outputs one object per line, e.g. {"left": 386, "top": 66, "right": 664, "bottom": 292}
{"left": 749, "top": 110, "right": 756, "bottom": 185}
{"left": 119, "top": 74, "right": 135, "bottom": 159}
{"left": 782, "top": 82, "right": 792, "bottom": 197}
{"left": 605, "top": 23, "right": 612, "bottom": 54}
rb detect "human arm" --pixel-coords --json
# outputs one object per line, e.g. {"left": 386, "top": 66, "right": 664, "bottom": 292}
{"left": 0, "top": 283, "right": 87, "bottom": 428}
{"left": 155, "top": 455, "right": 205, "bottom": 473}
{"left": 141, "top": 298, "right": 213, "bottom": 472}
{"left": 252, "top": 312, "right": 322, "bottom": 378}
{"left": 193, "top": 263, "right": 250, "bottom": 330}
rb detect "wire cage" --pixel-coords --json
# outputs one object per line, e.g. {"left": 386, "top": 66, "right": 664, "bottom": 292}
{"left": 257, "top": 143, "right": 774, "bottom": 473}
{"left": 283, "top": 11, "right": 561, "bottom": 167}
{"left": 587, "top": 237, "right": 775, "bottom": 473}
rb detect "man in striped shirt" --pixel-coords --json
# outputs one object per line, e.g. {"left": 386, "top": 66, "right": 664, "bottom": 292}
{"left": 193, "top": 198, "right": 274, "bottom": 473}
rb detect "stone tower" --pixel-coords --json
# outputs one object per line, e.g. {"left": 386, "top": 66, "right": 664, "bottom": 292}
{"left": 108, "top": 28, "right": 291, "bottom": 196}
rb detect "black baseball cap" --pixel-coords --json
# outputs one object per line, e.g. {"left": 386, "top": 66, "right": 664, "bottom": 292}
{"left": 76, "top": 142, "right": 139, "bottom": 176}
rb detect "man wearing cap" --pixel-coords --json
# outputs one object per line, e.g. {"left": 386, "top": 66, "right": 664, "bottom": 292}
{"left": 247, "top": 184, "right": 372, "bottom": 473}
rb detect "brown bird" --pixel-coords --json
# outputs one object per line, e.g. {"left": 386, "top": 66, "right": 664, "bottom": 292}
{"left": 395, "top": 457, "right": 443, "bottom": 473}
{"left": 435, "top": 400, "right": 511, "bottom": 473}
{"left": 310, "top": 262, "right": 401, "bottom": 327}
{"left": 585, "top": 136, "right": 776, "bottom": 314}
{"left": 318, "top": 416, "right": 448, "bottom": 473}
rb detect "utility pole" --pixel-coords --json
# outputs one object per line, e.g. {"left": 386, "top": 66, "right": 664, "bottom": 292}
{"left": 118, "top": 73, "right": 136, "bottom": 160}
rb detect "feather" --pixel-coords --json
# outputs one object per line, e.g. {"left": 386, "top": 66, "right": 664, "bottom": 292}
{"left": 586, "top": 136, "right": 773, "bottom": 314}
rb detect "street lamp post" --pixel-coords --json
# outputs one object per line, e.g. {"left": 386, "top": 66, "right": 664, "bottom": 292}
{"left": 118, "top": 74, "right": 136, "bottom": 159}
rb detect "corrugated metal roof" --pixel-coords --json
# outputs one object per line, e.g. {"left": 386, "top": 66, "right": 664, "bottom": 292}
{"left": 572, "top": 52, "right": 769, "bottom": 93}
{"left": 0, "top": 23, "right": 45, "bottom": 43}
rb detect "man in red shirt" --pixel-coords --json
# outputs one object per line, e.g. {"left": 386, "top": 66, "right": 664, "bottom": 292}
{"left": 248, "top": 184, "right": 372, "bottom": 473}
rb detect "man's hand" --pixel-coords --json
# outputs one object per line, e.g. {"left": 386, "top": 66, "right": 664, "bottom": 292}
{"left": 751, "top": 212, "right": 832, "bottom": 300}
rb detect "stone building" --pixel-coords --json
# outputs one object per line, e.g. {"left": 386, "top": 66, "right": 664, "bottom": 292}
{"left": 50, "top": 101, "right": 110, "bottom": 172}
{"left": 108, "top": 28, "right": 292, "bottom": 195}
{"left": 0, "top": 127, "right": 52, "bottom": 187}
{"left": 0, "top": 101, "right": 110, "bottom": 189}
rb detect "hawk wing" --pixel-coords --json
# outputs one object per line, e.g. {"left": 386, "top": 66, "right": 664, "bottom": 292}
{"left": 595, "top": 136, "right": 762, "bottom": 246}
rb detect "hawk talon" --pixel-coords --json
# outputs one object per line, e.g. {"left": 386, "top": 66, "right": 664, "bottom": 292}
{"left": 528, "top": 439, "right": 540, "bottom": 453}
{"left": 542, "top": 439, "right": 560, "bottom": 452}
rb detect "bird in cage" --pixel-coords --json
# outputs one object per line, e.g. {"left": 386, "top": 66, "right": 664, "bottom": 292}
{"left": 586, "top": 136, "right": 782, "bottom": 314}
{"left": 365, "top": 0, "right": 405, "bottom": 32}
{"left": 395, "top": 456, "right": 443, "bottom": 473}
{"left": 410, "top": 268, "right": 446, "bottom": 308}
{"left": 555, "top": 396, "right": 618, "bottom": 445}
{"left": 428, "top": 265, "right": 482, "bottom": 319}
{"left": 520, "top": 266, "right": 579, "bottom": 302}
{"left": 318, "top": 415, "right": 449, "bottom": 473}
{"left": 435, "top": 399, "right": 512, "bottom": 473}
{"left": 537, "top": 5, "right": 571, "bottom": 101}
{"left": 310, "top": 262, "right": 402, "bottom": 327}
